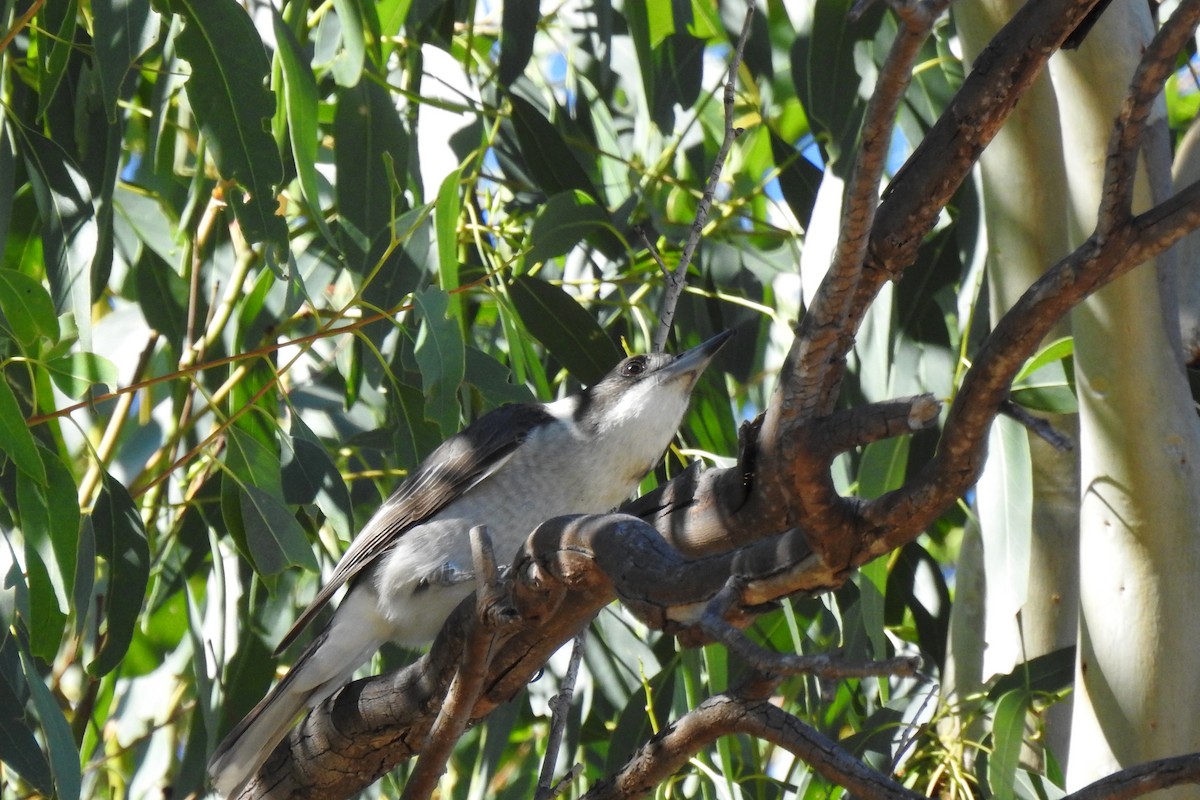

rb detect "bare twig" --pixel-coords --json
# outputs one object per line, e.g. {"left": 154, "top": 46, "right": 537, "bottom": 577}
{"left": 535, "top": 630, "right": 587, "bottom": 800}
{"left": 400, "top": 527, "right": 513, "bottom": 800}
{"left": 802, "top": 0, "right": 954, "bottom": 416}
{"left": 652, "top": 4, "right": 754, "bottom": 352}
{"left": 697, "top": 582, "right": 922, "bottom": 679}
{"left": 1000, "top": 399, "right": 1075, "bottom": 452}
{"left": 582, "top": 693, "right": 927, "bottom": 800}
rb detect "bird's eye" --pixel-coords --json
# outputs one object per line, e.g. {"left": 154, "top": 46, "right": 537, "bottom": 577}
{"left": 621, "top": 357, "right": 646, "bottom": 377}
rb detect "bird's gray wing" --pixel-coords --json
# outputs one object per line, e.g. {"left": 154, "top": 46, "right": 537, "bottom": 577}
{"left": 274, "top": 403, "right": 555, "bottom": 655}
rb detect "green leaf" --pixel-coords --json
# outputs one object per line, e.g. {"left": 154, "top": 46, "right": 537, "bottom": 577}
{"left": 988, "top": 690, "right": 1030, "bottom": 800}
{"left": 389, "top": 380, "right": 443, "bottom": 469}
{"left": 1015, "top": 336, "right": 1074, "bottom": 383}
{"left": 434, "top": 167, "right": 463, "bottom": 318}
{"left": 22, "top": 540, "right": 66, "bottom": 662}
{"left": 87, "top": 472, "right": 150, "bottom": 677}
{"left": 272, "top": 10, "right": 336, "bottom": 247}
{"left": 413, "top": 287, "right": 465, "bottom": 435}
{"left": 791, "top": 0, "right": 882, "bottom": 166}
{"left": 528, "top": 190, "right": 612, "bottom": 264}
{"left": 35, "top": 0, "right": 79, "bottom": 119}
{"left": 334, "top": 80, "right": 409, "bottom": 260}
{"left": 0, "top": 637, "right": 53, "bottom": 796}
{"left": 0, "top": 268, "right": 59, "bottom": 347}
{"left": 44, "top": 352, "right": 119, "bottom": 398}
{"left": 240, "top": 484, "right": 318, "bottom": 575}
{"left": 976, "top": 415, "right": 1032, "bottom": 621}
{"left": 17, "top": 636, "right": 81, "bottom": 800}
{"left": 169, "top": 0, "right": 287, "bottom": 247}
{"left": 280, "top": 426, "right": 353, "bottom": 540}
{"left": 509, "top": 275, "right": 620, "bottom": 385}
{"left": 857, "top": 436, "right": 909, "bottom": 499}
{"left": 498, "top": 1, "right": 539, "bottom": 86}
{"left": 0, "top": 372, "right": 45, "bottom": 484}
{"left": 507, "top": 94, "right": 601, "bottom": 199}
{"left": 987, "top": 646, "right": 1077, "bottom": 700}
{"left": 13, "top": 124, "right": 97, "bottom": 350}
{"left": 625, "top": 3, "right": 705, "bottom": 131}
{"left": 93, "top": 0, "right": 160, "bottom": 123}
{"left": 331, "top": 0, "right": 366, "bottom": 87}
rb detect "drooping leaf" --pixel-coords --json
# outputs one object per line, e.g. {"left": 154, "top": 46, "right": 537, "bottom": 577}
{"left": 35, "top": 0, "right": 79, "bottom": 119}
{"left": 0, "top": 268, "right": 59, "bottom": 348}
{"left": 169, "top": 0, "right": 287, "bottom": 247}
{"left": 87, "top": 472, "right": 150, "bottom": 677}
{"left": 334, "top": 80, "right": 409, "bottom": 261}
{"left": 412, "top": 287, "right": 465, "bottom": 435}
{"left": 507, "top": 94, "right": 600, "bottom": 199}
{"left": 0, "top": 372, "right": 45, "bottom": 484}
{"left": 44, "top": 352, "right": 119, "bottom": 398}
{"left": 93, "top": 0, "right": 161, "bottom": 123}
{"left": 499, "top": 1, "right": 539, "bottom": 87}
{"left": 272, "top": 10, "right": 337, "bottom": 247}
{"left": 976, "top": 415, "right": 1032, "bottom": 623}
{"left": 14, "top": 124, "right": 97, "bottom": 350}
{"left": 331, "top": 0, "right": 366, "bottom": 87}
{"left": 988, "top": 690, "right": 1030, "bottom": 800}
{"left": 791, "top": 0, "right": 883, "bottom": 167}
{"left": 280, "top": 425, "right": 353, "bottom": 541}
{"left": 527, "top": 190, "right": 613, "bottom": 265}
{"left": 0, "top": 633, "right": 53, "bottom": 796}
{"left": 434, "top": 167, "right": 463, "bottom": 319}
{"left": 509, "top": 275, "right": 620, "bottom": 385}
{"left": 240, "top": 484, "right": 319, "bottom": 576}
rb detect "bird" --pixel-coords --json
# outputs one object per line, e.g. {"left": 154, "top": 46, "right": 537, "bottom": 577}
{"left": 207, "top": 330, "right": 732, "bottom": 796}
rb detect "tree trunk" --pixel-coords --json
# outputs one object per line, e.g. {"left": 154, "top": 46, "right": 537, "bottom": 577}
{"left": 953, "top": 0, "right": 1081, "bottom": 770}
{"left": 1047, "top": 0, "right": 1200, "bottom": 790}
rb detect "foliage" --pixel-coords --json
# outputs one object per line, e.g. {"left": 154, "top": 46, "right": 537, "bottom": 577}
{"left": 1, "top": 1, "right": 1181, "bottom": 799}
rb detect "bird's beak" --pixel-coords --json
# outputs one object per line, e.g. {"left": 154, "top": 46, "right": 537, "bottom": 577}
{"left": 659, "top": 330, "right": 733, "bottom": 384}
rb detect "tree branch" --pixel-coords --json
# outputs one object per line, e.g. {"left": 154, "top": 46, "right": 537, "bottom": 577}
{"left": 652, "top": 4, "right": 753, "bottom": 352}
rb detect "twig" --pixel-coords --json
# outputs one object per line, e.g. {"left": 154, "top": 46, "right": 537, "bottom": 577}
{"left": 400, "top": 527, "right": 513, "bottom": 800}
{"left": 782, "top": 0, "right": 953, "bottom": 422}
{"left": 535, "top": 630, "right": 587, "bottom": 800}
{"left": 1000, "top": 399, "right": 1075, "bottom": 452}
{"left": 651, "top": 4, "right": 754, "bottom": 352}
{"left": 698, "top": 583, "right": 922, "bottom": 679}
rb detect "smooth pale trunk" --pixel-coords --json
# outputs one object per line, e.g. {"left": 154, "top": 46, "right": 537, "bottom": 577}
{"left": 951, "top": 0, "right": 1080, "bottom": 769}
{"left": 1048, "top": 1, "right": 1200, "bottom": 791}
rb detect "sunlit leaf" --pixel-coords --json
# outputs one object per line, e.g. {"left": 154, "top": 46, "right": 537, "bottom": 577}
{"left": 13, "top": 125, "right": 97, "bottom": 350}
{"left": 413, "top": 287, "right": 465, "bottom": 435}
{"left": 509, "top": 275, "right": 620, "bottom": 385}
{"left": 0, "top": 268, "right": 58, "bottom": 347}
{"left": 93, "top": 0, "right": 161, "bottom": 122}
{"left": 273, "top": 11, "right": 337, "bottom": 248}
{"left": 45, "top": 352, "right": 119, "bottom": 398}
{"left": 499, "top": 1, "right": 538, "bottom": 86}
{"left": 988, "top": 690, "right": 1030, "bottom": 800}
{"left": 240, "top": 484, "right": 318, "bottom": 575}
{"left": 169, "top": 0, "right": 287, "bottom": 247}
{"left": 0, "top": 373, "right": 45, "bottom": 484}
{"left": 87, "top": 473, "right": 150, "bottom": 677}
{"left": 528, "top": 190, "right": 613, "bottom": 265}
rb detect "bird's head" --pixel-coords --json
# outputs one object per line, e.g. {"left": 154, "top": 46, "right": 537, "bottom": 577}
{"left": 575, "top": 331, "right": 733, "bottom": 441}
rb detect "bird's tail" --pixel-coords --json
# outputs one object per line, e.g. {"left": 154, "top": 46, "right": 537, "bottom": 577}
{"left": 207, "top": 619, "right": 384, "bottom": 797}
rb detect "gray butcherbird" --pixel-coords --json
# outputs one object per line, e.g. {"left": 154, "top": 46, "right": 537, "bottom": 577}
{"left": 207, "top": 331, "right": 731, "bottom": 795}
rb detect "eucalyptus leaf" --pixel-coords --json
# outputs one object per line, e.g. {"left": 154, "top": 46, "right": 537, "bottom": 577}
{"left": 0, "top": 268, "right": 59, "bottom": 348}
{"left": 169, "top": 0, "right": 287, "bottom": 247}
{"left": 509, "top": 275, "right": 620, "bottom": 385}
{"left": 87, "top": 472, "right": 150, "bottom": 678}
